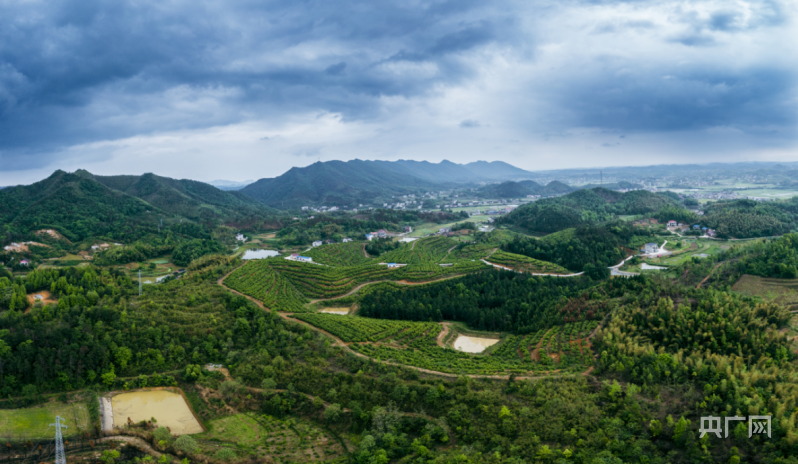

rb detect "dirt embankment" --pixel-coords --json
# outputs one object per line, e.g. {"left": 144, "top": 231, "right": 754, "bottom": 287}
{"left": 27, "top": 290, "right": 58, "bottom": 306}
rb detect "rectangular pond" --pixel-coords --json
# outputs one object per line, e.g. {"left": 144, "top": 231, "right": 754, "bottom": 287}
{"left": 111, "top": 389, "right": 203, "bottom": 435}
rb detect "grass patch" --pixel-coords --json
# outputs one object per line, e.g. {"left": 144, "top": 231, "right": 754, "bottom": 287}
{"left": 0, "top": 402, "right": 91, "bottom": 441}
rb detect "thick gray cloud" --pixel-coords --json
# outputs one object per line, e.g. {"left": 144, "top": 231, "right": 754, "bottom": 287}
{"left": 0, "top": 0, "right": 796, "bottom": 183}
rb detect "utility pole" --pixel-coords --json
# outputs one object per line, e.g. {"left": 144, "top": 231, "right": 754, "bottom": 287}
{"left": 50, "top": 415, "right": 67, "bottom": 464}
{"left": 138, "top": 269, "right": 142, "bottom": 296}
{"left": 600, "top": 170, "right": 603, "bottom": 188}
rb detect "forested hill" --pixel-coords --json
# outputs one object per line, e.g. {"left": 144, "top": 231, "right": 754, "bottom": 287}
{"left": 240, "top": 160, "right": 446, "bottom": 209}
{"left": 0, "top": 170, "right": 282, "bottom": 245}
{"left": 239, "top": 159, "right": 539, "bottom": 209}
{"left": 91, "top": 171, "right": 277, "bottom": 221}
{"left": 498, "top": 188, "right": 684, "bottom": 233}
{"left": 700, "top": 198, "right": 798, "bottom": 238}
{"left": 0, "top": 170, "right": 160, "bottom": 243}
{"left": 477, "top": 180, "right": 575, "bottom": 198}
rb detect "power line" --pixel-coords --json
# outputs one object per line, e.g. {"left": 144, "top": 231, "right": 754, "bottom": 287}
{"left": 50, "top": 416, "right": 67, "bottom": 464}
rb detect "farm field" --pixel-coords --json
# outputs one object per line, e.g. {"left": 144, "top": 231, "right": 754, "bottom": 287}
{"left": 0, "top": 402, "right": 91, "bottom": 441}
{"left": 486, "top": 250, "right": 569, "bottom": 274}
{"left": 732, "top": 274, "right": 798, "bottom": 311}
{"left": 292, "top": 313, "right": 441, "bottom": 344}
{"left": 195, "top": 413, "right": 346, "bottom": 463}
{"left": 379, "top": 236, "right": 459, "bottom": 264}
{"left": 304, "top": 242, "right": 373, "bottom": 266}
{"left": 224, "top": 260, "right": 310, "bottom": 312}
{"left": 268, "top": 259, "right": 488, "bottom": 299}
{"left": 295, "top": 314, "right": 597, "bottom": 375}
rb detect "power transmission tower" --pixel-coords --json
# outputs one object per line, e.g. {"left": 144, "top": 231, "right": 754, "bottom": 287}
{"left": 50, "top": 416, "right": 67, "bottom": 464}
{"left": 138, "top": 269, "right": 142, "bottom": 296}
{"left": 600, "top": 170, "right": 603, "bottom": 188}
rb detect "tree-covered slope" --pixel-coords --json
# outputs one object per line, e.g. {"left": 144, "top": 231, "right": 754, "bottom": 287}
{"left": 476, "top": 180, "right": 575, "bottom": 199}
{"left": 92, "top": 172, "right": 276, "bottom": 221}
{"left": 498, "top": 188, "right": 682, "bottom": 233}
{"left": 0, "top": 170, "right": 158, "bottom": 242}
{"left": 700, "top": 199, "right": 795, "bottom": 238}
{"left": 240, "top": 160, "right": 443, "bottom": 209}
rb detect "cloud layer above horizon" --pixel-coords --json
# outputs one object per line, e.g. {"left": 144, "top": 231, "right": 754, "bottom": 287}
{"left": 1, "top": 0, "right": 796, "bottom": 184}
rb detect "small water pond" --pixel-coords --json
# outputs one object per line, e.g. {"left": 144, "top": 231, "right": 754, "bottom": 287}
{"left": 242, "top": 249, "right": 280, "bottom": 260}
{"left": 454, "top": 335, "right": 500, "bottom": 353}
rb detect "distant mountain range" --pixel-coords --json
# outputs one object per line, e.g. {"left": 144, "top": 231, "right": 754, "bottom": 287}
{"left": 239, "top": 159, "right": 536, "bottom": 209}
{"left": 208, "top": 179, "right": 255, "bottom": 191}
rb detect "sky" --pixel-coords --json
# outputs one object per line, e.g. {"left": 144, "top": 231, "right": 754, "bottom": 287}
{"left": 1, "top": 0, "right": 797, "bottom": 185}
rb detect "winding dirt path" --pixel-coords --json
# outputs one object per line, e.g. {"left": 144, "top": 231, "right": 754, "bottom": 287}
{"left": 530, "top": 327, "right": 553, "bottom": 362}
{"left": 436, "top": 322, "right": 452, "bottom": 348}
{"left": 362, "top": 243, "right": 370, "bottom": 258}
{"left": 696, "top": 262, "right": 722, "bottom": 289}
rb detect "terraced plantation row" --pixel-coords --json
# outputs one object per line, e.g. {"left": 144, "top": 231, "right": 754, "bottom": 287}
{"left": 380, "top": 236, "right": 458, "bottom": 264}
{"left": 449, "top": 243, "right": 497, "bottom": 261}
{"left": 291, "top": 313, "right": 440, "bottom": 344}
{"left": 304, "top": 242, "right": 373, "bottom": 267}
{"left": 270, "top": 260, "right": 489, "bottom": 299}
{"left": 224, "top": 261, "right": 310, "bottom": 312}
{"left": 487, "top": 250, "right": 569, "bottom": 274}
{"left": 269, "top": 261, "right": 397, "bottom": 298}
{"left": 294, "top": 313, "right": 597, "bottom": 375}
{"left": 491, "top": 320, "right": 599, "bottom": 364}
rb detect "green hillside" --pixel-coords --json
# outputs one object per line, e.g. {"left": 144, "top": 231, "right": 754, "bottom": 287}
{"left": 0, "top": 170, "right": 159, "bottom": 242}
{"left": 476, "top": 180, "right": 574, "bottom": 199}
{"left": 498, "top": 188, "right": 682, "bottom": 233}
{"left": 240, "top": 160, "right": 443, "bottom": 209}
{"left": 700, "top": 199, "right": 796, "bottom": 238}
{"left": 92, "top": 172, "right": 276, "bottom": 221}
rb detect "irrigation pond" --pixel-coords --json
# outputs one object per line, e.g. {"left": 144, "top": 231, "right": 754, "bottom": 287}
{"left": 454, "top": 335, "right": 500, "bottom": 353}
{"left": 111, "top": 390, "right": 203, "bottom": 435}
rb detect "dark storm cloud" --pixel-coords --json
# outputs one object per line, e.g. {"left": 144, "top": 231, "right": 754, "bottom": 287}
{"left": 0, "top": 0, "right": 512, "bottom": 168}
{"left": 556, "top": 66, "right": 796, "bottom": 131}
{"left": 0, "top": 0, "right": 796, "bottom": 174}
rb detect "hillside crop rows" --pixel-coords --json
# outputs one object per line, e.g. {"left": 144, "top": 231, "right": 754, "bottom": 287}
{"left": 295, "top": 313, "right": 597, "bottom": 375}
{"left": 379, "top": 236, "right": 458, "bottom": 264}
{"left": 487, "top": 250, "right": 569, "bottom": 274}
{"left": 224, "top": 260, "right": 310, "bottom": 312}
{"left": 304, "top": 242, "right": 373, "bottom": 266}
{"left": 269, "top": 261, "right": 397, "bottom": 298}
{"left": 291, "top": 313, "right": 440, "bottom": 344}
{"left": 269, "top": 260, "right": 489, "bottom": 299}
{"left": 449, "top": 243, "right": 496, "bottom": 261}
